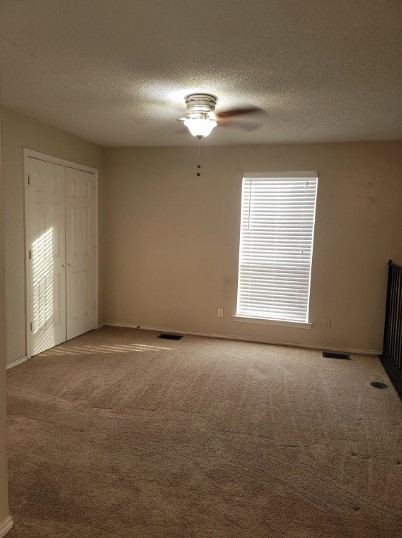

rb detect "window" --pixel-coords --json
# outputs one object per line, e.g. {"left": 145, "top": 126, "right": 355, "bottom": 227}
{"left": 235, "top": 172, "right": 318, "bottom": 327}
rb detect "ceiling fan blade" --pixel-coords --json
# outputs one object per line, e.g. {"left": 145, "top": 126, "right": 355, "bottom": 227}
{"left": 218, "top": 119, "right": 261, "bottom": 131}
{"left": 216, "top": 106, "right": 262, "bottom": 119}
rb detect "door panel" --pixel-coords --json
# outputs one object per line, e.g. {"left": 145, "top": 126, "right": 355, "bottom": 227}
{"left": 27, "top": 157, "right": 66, "bottom": 355}
{"left": 66, "top": 168, "right": 96, "bottom": 340}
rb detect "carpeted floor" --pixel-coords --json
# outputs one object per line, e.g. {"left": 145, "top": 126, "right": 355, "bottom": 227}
{"left": 6, "top": 326, "right": 402, "bottom": 537}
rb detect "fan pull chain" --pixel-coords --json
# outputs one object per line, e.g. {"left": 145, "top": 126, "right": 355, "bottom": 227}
{"left": 196, "top": 135, "right": 202, "bottom": 176}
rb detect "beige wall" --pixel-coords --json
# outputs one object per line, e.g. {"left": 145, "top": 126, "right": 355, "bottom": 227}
{"left": 1, "top": 107, "right": 104, "bottom": 366}
{"left": 0, "top": 100, "right": 11, "bottom": 533}
{"left": 104, "top": 142, "right": 402, "bottom": 354}
{"left": 2, "top": 107, "right": 401, "bottom": 362}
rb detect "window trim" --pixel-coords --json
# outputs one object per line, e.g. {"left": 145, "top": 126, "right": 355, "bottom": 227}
{"left": 232, "top": 315, "right": 313, "bottom": 330}
{"left": 243, "top": 171, "right": 318, "bottom": 179}
{"left": 235, "top": 171, "right": 319, "bottom": 327}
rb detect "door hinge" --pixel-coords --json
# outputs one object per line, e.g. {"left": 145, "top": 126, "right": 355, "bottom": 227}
{"left": 29, "top": 250, "right": 32, "bottom": 260}
{"left": 27, "top": 175, "right": 30, "bottom": 185}
{"left": 30, "top": 322, "right": 33, "bottom": 331}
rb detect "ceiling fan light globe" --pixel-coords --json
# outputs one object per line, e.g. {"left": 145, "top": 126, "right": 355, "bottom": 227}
{"left": 184, "top": 117, "right": 217, "bottom": 137}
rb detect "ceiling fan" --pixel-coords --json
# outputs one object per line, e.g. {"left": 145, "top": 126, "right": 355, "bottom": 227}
{"left": 178, "top": 93, "right": 261, "bottom": 138}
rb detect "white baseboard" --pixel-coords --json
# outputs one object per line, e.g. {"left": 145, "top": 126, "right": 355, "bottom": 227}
{"left": 107, "top": 322, "right": 140, "bottom": 330}
{"left": 0, "top": 516, "right": 13, "bottom": 537}
{"left": 105, "top": 322, "right": 381, "bottom": 356}
{"left": 6, "top": 355, "right": 28, "bottom": 370}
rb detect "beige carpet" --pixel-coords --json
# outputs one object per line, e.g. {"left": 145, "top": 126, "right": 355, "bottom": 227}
{"left": 6, "top": 326, "right": 402, "bottom": 537}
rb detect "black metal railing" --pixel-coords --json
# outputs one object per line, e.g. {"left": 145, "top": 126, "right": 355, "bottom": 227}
{"left": 381, "top": 260, "right": 402, "bottom": 399}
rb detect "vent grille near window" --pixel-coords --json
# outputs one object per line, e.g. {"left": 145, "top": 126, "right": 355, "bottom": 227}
{"left": 236, "top": 173, "right": 318, "bottom": 323}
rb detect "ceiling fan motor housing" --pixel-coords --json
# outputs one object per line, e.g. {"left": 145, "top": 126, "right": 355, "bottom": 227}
{"left": 185, "top": 93, "right": 217, "bottom": 117}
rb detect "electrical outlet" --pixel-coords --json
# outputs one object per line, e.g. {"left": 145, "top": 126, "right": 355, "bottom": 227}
{"left": 217, "top": 308, "right": 224, "bottom": 318}
{"left": 324, "top": 317, "right": 331, "bottom": 329}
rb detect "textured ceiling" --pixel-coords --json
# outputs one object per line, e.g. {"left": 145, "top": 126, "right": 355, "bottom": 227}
{"left": 0, "top": 0, "right": 401, "bottom": 147}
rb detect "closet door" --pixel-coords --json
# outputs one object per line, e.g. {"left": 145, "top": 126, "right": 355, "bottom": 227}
{"left": 27, "top": 157, "right": 66, "bottom": 355}
{"left": 66, "top": 168, "right": 96, "bottom": 340}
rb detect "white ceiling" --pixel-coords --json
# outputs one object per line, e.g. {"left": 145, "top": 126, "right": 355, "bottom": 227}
{"left": 0, "top": 0, "right": 401, "bottom": 147}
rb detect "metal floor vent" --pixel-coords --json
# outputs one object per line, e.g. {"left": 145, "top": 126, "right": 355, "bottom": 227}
{"left": 323, "top": 351, "right": 351, "bottom": 360}
{"left": 158, "top": 333, "right": 183, "bottom": 340}
{"left": 370, "top": 381, "right": 388, "bottom": 389}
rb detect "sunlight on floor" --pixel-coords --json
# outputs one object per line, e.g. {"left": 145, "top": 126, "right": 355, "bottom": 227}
{"left": 40, "top": 342, "right": 173, "bottom": 356}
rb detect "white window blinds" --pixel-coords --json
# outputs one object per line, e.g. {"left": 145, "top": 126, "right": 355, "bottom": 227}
{"left": 236, "top": 172, "right": 318, "bottom": 324}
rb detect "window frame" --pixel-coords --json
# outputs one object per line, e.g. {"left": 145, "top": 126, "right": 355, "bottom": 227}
{"left": 234, "top": 171, "right": 318, "bottom": 329}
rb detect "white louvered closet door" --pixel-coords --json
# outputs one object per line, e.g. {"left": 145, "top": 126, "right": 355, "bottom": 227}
{"left": 66, "top": 168, "right": 96, "bottom": 340}
{"left": 27, "top": 157, "right": 67, "bottom": 355}
{"left": 26, "top": 155, "right": 97, "bottom": 356}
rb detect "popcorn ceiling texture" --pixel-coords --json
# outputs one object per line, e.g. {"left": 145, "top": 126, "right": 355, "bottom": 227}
{"left": 0, "top": 0, "right": 401, "bottom": 147}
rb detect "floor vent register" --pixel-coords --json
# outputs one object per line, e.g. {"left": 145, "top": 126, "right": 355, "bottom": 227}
{"left": 323, "top": 351, "right": 351, "bottom": 360}
{"left": 158, "top": 333, "right": 183, "bottom": 340}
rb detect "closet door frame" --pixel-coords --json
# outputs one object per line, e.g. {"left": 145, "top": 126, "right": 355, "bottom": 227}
{"left": 24, "top": 149, "right": 98, "bottom": 360}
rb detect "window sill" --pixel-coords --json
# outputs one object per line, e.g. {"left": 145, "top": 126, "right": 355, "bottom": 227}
{"left": 232, "top": 316, "right": 313, "bottom": 330}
